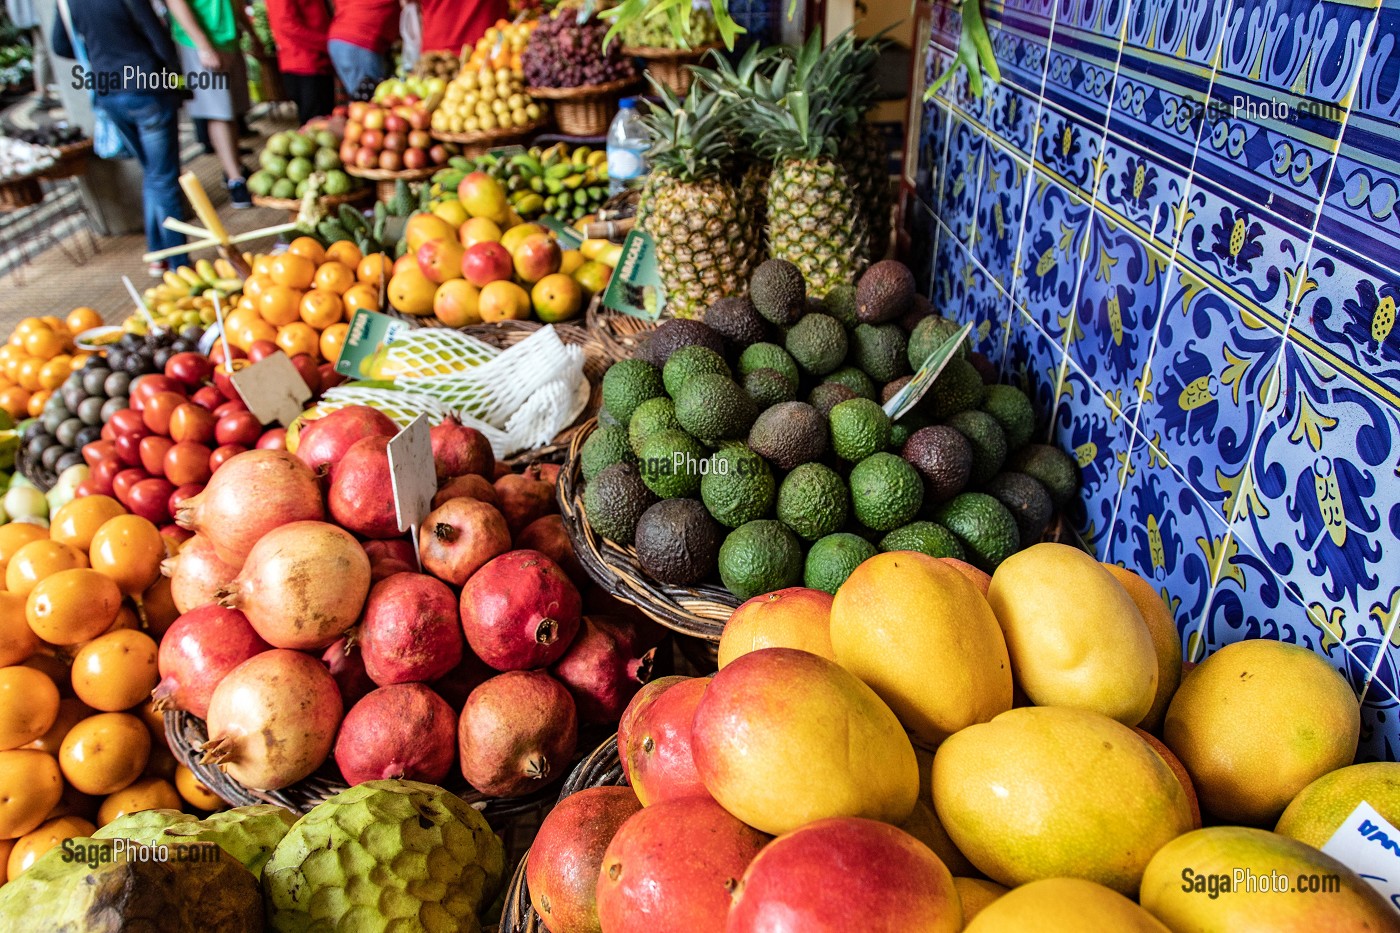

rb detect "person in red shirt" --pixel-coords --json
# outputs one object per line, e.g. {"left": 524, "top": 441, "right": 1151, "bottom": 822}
{"left": 418, "top": 0, "right": 508, "bottom": 56}
{"left": 264, "top": 0, "right": 335, "bottom": 122}
{"left": 328, "top": 0, "right": 400, "bottom": 99}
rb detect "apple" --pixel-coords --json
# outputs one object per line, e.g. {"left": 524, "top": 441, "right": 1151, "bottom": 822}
{"left": 359, "top": 128, "right": 382, "bottom": 151}
{"left": 407, "top": 109, "right": 431, "bottom": 131}
{"left": 343, "top": 121, "right": 362, "bottom": 144}
{"left": 347, "top": 101, "right": 368, "bottom": 122}
{"left": 362, "top": 107, "right": 385, "bottom": 131}
{"left": 428, "top": 144, "right": 449, "bottom": 165}
{"left": 384, "top": 112, "right": 409, "bottom": 135}
{"left": 339, "top": 140, "right": 358, "bottom": 165}
{"left": 512, "top": 233, "right": 563, "bottom": 284}
{"left": 403, "top": 147, "right": 429, "bottom": 170}
{"left": 461, "top": 242, "right": 514, "bottom": 287}
{"left": 379, "top": 150, "right": 403, "bottom": 171}
{"left": 333, "top": 104, "right": 349, "bottom": 118}
{"left": 407, "top": 130, "right": 431, "bottom": 150}
{"left": 383, "top": 132, "right": 406, "bottom": 153}
{"left": 380, "top": 94, "right": 400, "bottom": 108}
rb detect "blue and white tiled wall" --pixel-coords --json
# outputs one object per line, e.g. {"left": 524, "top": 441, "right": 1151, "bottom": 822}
{"left": 908, "top": 0, "right": 1400, "bottom": 759}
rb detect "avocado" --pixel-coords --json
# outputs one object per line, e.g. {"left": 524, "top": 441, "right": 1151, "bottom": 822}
{"left": 580, "top": 424, "right": 636, "bottom": 481}
{"left": 637, "top": 429, "right": 708, "bottom": 499}
{"left": 900, "top": 293, "right": 936, "bottom": 333}
{"left": 776, "top": 462, "right": 850, "bottom": 541}
{"left": 985, "top": 472, "right": 1053, "bottom": 545}
{"left": 747, "top": 401, "right": 829, "bottom": 471}
{"left": 878, "top": 521, "right": 966, "bottom": 560}
{"left": 738, "top": 342, "right": 800, "bottom": 388}
{"left": 673, "top": 374, "right": 758, "bottom": 445}
{"left": 717, "top": 519, "right": 804, "bottom": 599}
{"left": 823, "top": 284, "right": 860, "bottom": 329}
{"left": 705, "top": 295, "right": 767, "bottom": 348}
{"left": 1009, "top": 444, "right": 1080, "bottom": 506}
{"left": 851, "top": 323, "right": 910, "bottom": 383}
{"left": 829, "top": 398, "right": 891, "bottom": 462}
{"left": 856, "top": 259, "right": 916, "bottom": 324}
{"left": 583, "top": 462, "right": 658, "bottom": 545}
{"left": 662, "top": 345, "right": 730, "bottom": 397}
{"left": 601, "top": 359, "right": 665, "bottom": 425}
{"left": 848, "top": 452, "right": 924, "bottom": 531}
{"left": 636, "top": 318, "right": 725, "bottom": 367}
{"left": 822, "top": 365, "right": 877, "bottom": 400}
{"left": 901, "top": 425, "right": 972, "bottom": 503}
{"left": 628, "top": 396, "right": 683, "bottom": 456}
{"left": 749, "top": 259, "right": 807, "bottom": 325}
{"left": 784, "top": 313, "right": 849, "bottom": 376}
{"left": 744, "top": 368, "right": 797, "bottom": 409}
{"left": 934, "top": 492, "right": 1020, "bottom": 571}
{"left": 945, "top": 409, "right": 1007, "bottom": 486}
{"left": 889, "top": 422, "right": 912, "bottom": 448}
{"left": 700, "top": 446, "right": 776, "bottom": 528}
{"left": 597, "top": 406, "right": 622, "bottom": 428}
{"left": 880, "top": 376, "right": 911, "bottom": 404}
{"left": 808, "top": 382, "right": 859, "bottom": 417}
{"left": 924, "top": 357, "right": 984, "bottom": 420}
{"left": 907, "top": 315, "right": 969, "bottom": 370}
{"left": 633, "top": 498, "right": 722, "bottom": 585}
{"left": 980, "top": 384, "right": 1036, "bottom": 450}
{"left": 804, "top": 532, "right": 878, "bottom": 595}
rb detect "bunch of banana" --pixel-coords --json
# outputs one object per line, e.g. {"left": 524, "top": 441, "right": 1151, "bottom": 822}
{"left": 504, "top": 144, "right": 610, "bottom": 223}
{"left": 428, "top": 155, "right": 480, "bottom": 200}
{"left": 134, "top": 259, "right": 243, "bottom": 332}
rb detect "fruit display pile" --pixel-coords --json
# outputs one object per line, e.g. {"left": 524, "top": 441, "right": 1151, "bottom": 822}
{"left": 579, "top": 257, "right": 1078, "bottom": 600}
{"left": 248, "top": 127, "right": 359, "bottom": 201}
{"left": 432, "top": 64, "right": 545, "bottom": 137}
{"left": 139, "top": 258, "right": 243, "bottom": 333}
{"left": 439, "top": 144, "right": 611, "bottom": 225}
{"left": 522, "top": 8, "right": 637, "bottom": 89}
{"left": 343, "top": 87, "right": 455, "bottom": 174}
{"left": 0, "top": 309, "right": 101, "bottom": 423}
{"left": 621, "top": 5, "right": 721, "bottom": 49}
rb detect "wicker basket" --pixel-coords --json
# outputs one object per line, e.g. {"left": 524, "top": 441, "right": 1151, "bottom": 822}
{"left": 526, "top": 78, "right": 637, "bottom": 136}
{"left": 346, "top": 164, "right": 439, "bottom": 203}
{"left": 586, "top": 300, "right": 659, "bottom": 363}
{"left": 622, "top": 45, "right": 718, "bottom": 97}
{"left": 15, "top": 443, "right": 57, "bottom": 492}
{"left": 432, "top": 119, "right": 551, "bottom": 158}
{"left": 559, "top": 419, "right": 740, "bottom": 641}
{"left": 250, "top": 185, "right": 373, "bottom": 218}
{"left": 41, "top": 140, "right": 93, "bottom": 181}
{"left": 0, "top": 175, "right": 43, "bottom": 211}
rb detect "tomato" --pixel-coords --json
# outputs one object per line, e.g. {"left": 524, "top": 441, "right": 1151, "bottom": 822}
{"left": 108, "top": 408, "right": 149, "bottom": 441}
{"left": 129, "top": 374, "right": 182, "bottom": 412}
{"left": 163, "top": 352, "right": 212, "bottom": 389}
{"left": 88, "top": 515, "right": 165, "bottom": 597}
{"left": 112, "top": 433, "right": 144, "bottom": 469}
{"left": 215, "top": 410, "right": 262, "bottom": 447}
{"left": 141, "top": 391, "right": 187, "bottom": 436}
{"left": 213, "top": 399, "right": 248, "bottom": 418}
{"left": 163, "top": 442, "right": 212, "bottom": 487}
{"left": 246, "top": 339, "right": 279, "bottom": 362}
{"left": 137, "top": 435, "right": 173, "bottom": 477}
{"left": 256, "top": 428, "right": 287, "bottom": 450}
{"left": 166, "top": 483, "right": 203, "bottom": 517}
{"left": 208, "top": 443, "right": 247, "bottom": 472}
{"left": 190, "top": 385, "right": 223, "bottom": 412}
{"left": 111, "top": 468, "right": 149, "bottom": 506}
{"left": 208, "top": 343, "right": 245, "bottom": 365}
{"left": 80, "top": 440, "right": 117, "bottom": 469}
{"left": 125, "top": 478, "right": 176, "bottom": 525}
{"left": 89, "top": 458, "right": 122, "bottom": 494}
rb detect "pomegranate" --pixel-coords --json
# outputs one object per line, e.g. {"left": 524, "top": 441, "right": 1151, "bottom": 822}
{"left": 418, "top": 498, "right": 511, "bottom": 586}
{"left": 151, "top": 605, "right": 270, "bottom": 719}
{"left": 515, "top": 514, "right": 584, "bottom": 587}
{"left": 459, "top": 550, "right": 582, "bottom": 671}
{"left": 525, "top": 462, "right": 561, "bottom": 487}
{"left": 432, "top": 473, "right": 498, "bottom": 510}
{"left": 617, "top": 676, "right": 711, "bottom": 806}
{"left": 357, "top": 572, "right": 463, "bottom": 685}
{"left": 175, "top": 449, "right": 324, "bottom": 567}
{"left": 162, "top": 534, "right": 239, "bottom": 614}
{"left": 458, "top": 670, "right": 577, "bottom": 797}
{"left": 294, "top": 405, "right": 397, "bottom": 473}
{"left": 430, "top": 650, "right": 497, "bottom": 712}
{"left": 327, "top": 436, "right": 399, "bottom": 538}
{"left": 430, "top": 416, "right": 495, "bottom": 478}
{"left": 493, "top": 473, "right": 556, "bottom": 536}
{"left": 551, "top": 617, "right": 656, "bottom": 724}
{"left": 321, "top": 636, "right": 375, "bottom": 706}
{"left": 217, "top": 521, "right": 371, "bottom": 650}
{"left": 528, "top": 787, "right": 643, "bottom": 933}
{"left": 362, "top": 538, "right": 417, "bottom": 582}
{"left": 333, "top": 683, "right": 457, "bottom": 785}
{"left": 202, "top": 649, "right": 343, "bottom": 790}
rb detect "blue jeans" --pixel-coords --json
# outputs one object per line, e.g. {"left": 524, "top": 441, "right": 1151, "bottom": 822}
{"left": 328, "top": 40, "right": 386, "bottom": 98}
{"left": 97, "top": 92, "right": 187, "bottom": 265}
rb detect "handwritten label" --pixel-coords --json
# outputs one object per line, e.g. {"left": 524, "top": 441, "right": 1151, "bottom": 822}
{"left": 387, "top": 415, "right": 435, "bottom": 569}
{"left": 883, "top": 322, "right": 973, "bottom": 421}
{"left": 602, "top": 228, "right": 665, "bottom": 320}
{"left": 1321, "top": 801, "right": 1400, "bottom": 911}
{"left": 231, "top": 351, "right": 312, "bottom": 427}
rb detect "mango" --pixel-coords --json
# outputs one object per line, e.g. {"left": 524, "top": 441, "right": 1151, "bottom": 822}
{"left": 932, "top": 706, "right": 1193, "bottom": 895}
{"left": 617, "top": 677, "right": 709, "bottom": 807}
{"left": 987, "top": 543, "right": 1157, "bottom": 725}
{"left": 1103, "top": 563, "right": 1183, "bottom": 732}
{"left": 691, "top": 648, "right": 918, "bottom": 835}
{"left": 965, "top": 878, "right": 1170, "bottom": 932}
{"left": 1276, "top": 762, "right": 1400, "bottom": 849}
{"left": 456, "top": 171, "right": 510, "bottom": 225}
{"left": 952, "top": 878, "right": 1007, "bottom": 925}
{"left": 830, "top": 551, "right": 1012, "bottom": 747}
{"left": 1163, "top": 638, "right": 1359, "bottom": 825}
{"left": 1141, "top": 826, "right": 1397, "bottom": 932}
{"left": 718, "top": 587, "right": 834, "bottom": 669}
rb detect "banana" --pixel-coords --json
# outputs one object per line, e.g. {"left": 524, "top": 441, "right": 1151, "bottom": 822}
{"left": 544, "top": 177, "right": 564, "bottom": 195}
{"left": 176, "top": 265, "right": 203, "bottom": 287}
{"left": 194, "top": 258, "right": 218, "bottom": 284}
{"left": 545, "top": 162, "right": 575, "bottom": 180}
{"left": 515, "top": 193, "right": 545, "bottom": 216}
{"left": 562, "top": 174, "right": 585, "bottom": 190}
{"left": 162, "top": 270, "right": 188, "bottom": 292}
{"left": 587, "top": 150, "right": 607, "bottom": 168}
{"left": 214, "top": 258, "right": 238, "bottom": 279}
{"left": 572, "top": 146, "right": 591, "bottom": 165}
{"left": 212, "top": 277, "right": 245, "bottom": 292}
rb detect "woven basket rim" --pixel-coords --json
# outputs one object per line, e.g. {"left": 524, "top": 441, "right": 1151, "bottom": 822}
{"left": 250, "top": 186, "right": 373, "bottom": 211}
{"left": 430, "top": 119, "right": 551, "bottom": 145}
{"left": 621, "top": 43, "right": 720, "bottom": 60}
{"left": 525, "top": 76, "right": 638, "bottom": 100}
{"left": 345, "top": 164, "right": 439, "bottom": 181}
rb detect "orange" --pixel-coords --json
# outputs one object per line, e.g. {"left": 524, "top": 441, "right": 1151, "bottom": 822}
{"left": 0, "top": 665, "right": 59, "bottom": 750}
{"left": 325, "top": 240, "right": 363, "bottom": 268}
{"left": 319, "top": 322, "right": 349, "bottom": 364}
{"left": 237, "top": 293, "right": 257, "bottom": 313}
{"left": 269, "top": 252, "right": 316, "bottom": 290}
{"left": 50, "top": 495, "right": 127, "bottom": 553}
{"left": 251, "top": 254, "right": 272, "bottom": 276}
{"left": 357, "top": 252, "right": 394, "bottom": 285}
{"left": 0, "top": 387, "right": 30, "bottom": 421}
{"left": 286, "top": 235, "right": 327, "bottom": 266}
{"left": 258, "top": 284, "right": 303, "bottom": 327}
{"left": 16, "top": 358, "right": 42, "bottom": 392}
{"left": 59, "top": 712, "right": 150, "bottom": 796}
{"left": 38, "top": 359, "right": 68, "bottom": 390}
{"left": 299, "top": 289, "right": 343, "bottom": 329}
{"left": 241, "top": 272, "right": 271, "bottom": 301}
{"left": 65, "top": 307, "right": 102, "bottom": 334}
{"left": 0, "top": 750, "right": 63, "bottom": 839}
{"left": 8, "top": 815, "right": 95, "bottom": 878}
{"left": 224, "top": 305, "right": 260, "bottom": 338}
{"left": 174, "top": 765, "right": 222, "bottom": 810}
{"left": 276, "top": 322, "right": 321, "bottom": 360}
{"left": 22, "top": 697, "right": 92, "bottom": 756}
{"left": 25, "top": 390, "right": 48, "bottom": 419}
{"left": 96, "top": 777, "right": 181, "bottom": 827}
{"left": 313, "top": 260, "right": 356, "bottom": 295}
{"left": 26, "top": 568, "right": 122, "bottom": 645}
{"left": 88, "top": 515, "right": 165, "bottom": 597}
{"left": 12, "top": 318, "right": 44, "bottom": 342}
{"left": 71, "top": 630, "right": 159, "bottom": 713}
{"left": 239, "top": 318, "right": 279, "bottom": 349}
{"left": 0, "top": 591, "right": 37, "bottom": 668}
{"left": 2, "top": 354, "right": 21, "bottom": 384}
{"left": 342, "top": 282, "right": 381, "bottom": 317}
{"left": 6, "top": 540, "right": 87, "bottom": 597}
{"left": 23, "top": 328, "right": 64, "bottom": 361}
{"left": 39, "top": 316, "right": 66, "bottom": 334}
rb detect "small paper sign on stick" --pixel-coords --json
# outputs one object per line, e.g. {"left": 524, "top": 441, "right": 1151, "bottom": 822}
{"left": 1321, "top": 801, "right": 1400, "bottom": 910}
{"left": 387, "top": 415, "right": 435, "bottom": 570}
{"left": 231, "top": 351, "right": 313, "bottom": 427}
{"left": 883, "top": 322, "right": 973, "bottom": 422}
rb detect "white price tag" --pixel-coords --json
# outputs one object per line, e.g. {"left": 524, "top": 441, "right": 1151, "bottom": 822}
{"left": 387, "top": 415, "right": 435, "bottom": 569}
{"left": 1321, "top": 801, "right": 1400, "bottom": 912}
{"left": 883, "top": 322, "right": 973, "bottom": 422}
{"left": 231, "top": 351, "right": 313, "bottom": 427}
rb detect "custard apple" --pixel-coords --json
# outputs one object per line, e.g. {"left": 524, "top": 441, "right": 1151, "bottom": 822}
{"left": 162, "top": 804, "right": 297, "bottom": 880}
{"left": 92, "top": 808, "right": 198, "bottom": 845}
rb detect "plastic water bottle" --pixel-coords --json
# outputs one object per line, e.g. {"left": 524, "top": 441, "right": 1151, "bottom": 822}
{"left": 607, "top": 98, "right": 649, "bottom": 195}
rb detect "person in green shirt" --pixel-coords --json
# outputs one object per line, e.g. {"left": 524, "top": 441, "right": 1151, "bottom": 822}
{"left": 165, "top": 0, "right": 253, "bottom": 208}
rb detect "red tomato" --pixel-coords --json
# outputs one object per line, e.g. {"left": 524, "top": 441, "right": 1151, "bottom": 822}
{"left": 142, "top": 391, "right": 187, "bottom": 436}
{"left": 169, "top": 403, "right": 216, "bottom": 446}
{"left": 208, "top": 443, "right": 247, "bottom": 472}
{"left": 164, "top": 442, "right": 213, "bottom": 486}
{"left": 113, "top": 467, "right": 150, "bottom": 506}
{"left": 138, "top": 435, "right": 174, "bottom": 477}
{"left": 126, "top": 477, "right": 176, "bottom": 524}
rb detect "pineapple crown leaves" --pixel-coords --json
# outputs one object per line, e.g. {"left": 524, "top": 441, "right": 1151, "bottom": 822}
{"left": 925, "top": 0, "right": 1001, "bottom": 99}
{"left": 639, "top": 78, "right": 736, "bottom": 181}
{"left": 600, "top": 0, "right": 746, "bottom": 51}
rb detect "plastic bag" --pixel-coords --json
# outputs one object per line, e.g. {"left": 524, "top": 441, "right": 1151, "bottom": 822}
{"left": 400, "top": 3, "right": 423, "bottom": 72}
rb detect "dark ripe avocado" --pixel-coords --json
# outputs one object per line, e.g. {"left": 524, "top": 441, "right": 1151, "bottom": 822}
{"left": 784, "top": 313, "right": 849, "bottom": 376}
{"left": 744, "top": 368, "right": 797, "bottom": 409}
{"left": 923, "top": 357, "right": 985, "bottom": 420}
{"left": 636, "top": 318, "right": 725, "bottom": 367}
{"left": 823, "top": 284, "right": 860, "bottom": 329}
{"left": 584, "top": 462, "right": 659, "bottom": 544}
{"left": 822, "top": 365, "right": 877, "bottom": 400}
{"left": 701, "top": 446, "right": 776, "bottom": 527}
{"left": 934, "top": 492, "right": 1021, "bottom": 571}
{"left": 851, "top": 324, "right": 910, "bottom": 383}
{"left": 717, "top": 519, "right": 804, "bottom": 599}
{"left": 749, "top": 259, "right": 807, "bottom": 325}
{"left": 945, "top": 409, "right": 1008, "bottom": 486}
{"left": 980, "top": 384, "right": 1036, "bottom": 450}
{"left": 601, "top": 359, "right": 665, "bottom": 425}
{"left": 908, "top": 315, "right": 969, "bottom": 370}
{"left": 808, "top": 382, "right": 858, "bottom": 417}
{"left": 580, "top": 423, "right": 637, "bottom": 481}
{"left": 663, "top": 345, "right": 730, "bottom": 397}
{"left": 985, "top": 471, "right": 1054, "bottom": 545}
{"left": 747, "top": 401, "right": 829, "bottom": 471}
{"left": 673, "top": 374, "right": 759, "bottom": 444}
{"left": 1009, "top": 443, "right": 1081, "bottom": 506}
{"left": 738, "top": 342, "right": 801, "bottom": 388}
{"left": 900, "top": 293, "right": 936, "bottom": 333}
{"left": 705, "top": 295, "right": 768, "bottom": 348}
{"left": 969, "top": 351, "right": 998, "bottom": 385}
{"left": 881, "top": 376, "right": 911, "bottom": 404}
{"left": 633, "top": 498, "right": 722, "bottom": 585}
{"left": 856, "top": 259, "right": 916, "bottom": 324}
{"left": 902, "top": 425, "right": 973, "bottom": 503}
{"left": 848, "top": 452, "right": 924, "bottom": 531}
{"left": 804, "top": 532, "right": 878, "bottom": 594}
{"left": 879, "top": 521, "right": 966, "bottom": 560}
{"left": 775, "top": 462, "right": 850, "bottom": 541}
{"left": 629, "top": 396, "right": 683, "bottom": 456}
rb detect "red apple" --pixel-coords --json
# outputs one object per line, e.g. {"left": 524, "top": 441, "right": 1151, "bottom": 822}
{"left": 339, "top": 140, "right": 358, "bottom": 165}
{"left": 428, "top": 144, "right": 449, "bottom": 165}
{"left": 347, "top": 101, "right": 368, "bottom": 122}
{"left": 343, "top": 121, "right": 362, "bottom": 144}
{"left": 384, "top": 112, "right": 409, "bottom": 135}
{"left": 362, "top": 107, "right": 385, "bottom": 131}
{"left": 355, "top": 147, "right": 378, "bottom": 169}
{"left": 461, "top": 241, "right": 514, "bottom": 287}
{"left": 403, "top": 147, "right": 428, "bottom": 170}
{"left": 359, "top": 128, "right": 382, "bottom": 151}
{"left": 382, "top": 132, "right": 406, "bottom": 153}
{"left": 407, "top": 109, "right": 431, "bottom": 131}
{"left": 379, "top": 150, "right": 403, "bottom": 171}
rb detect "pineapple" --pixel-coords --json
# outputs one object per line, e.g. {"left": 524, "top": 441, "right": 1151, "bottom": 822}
{"left": 844, "top": 122, "right": 893, "bottom": 262}
{"left": 637, "top": 80, "right": 756, "bottom": 319}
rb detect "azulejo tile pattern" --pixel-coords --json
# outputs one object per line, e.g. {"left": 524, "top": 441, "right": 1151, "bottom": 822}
{"left": 909, "top": 0, "right": 1400, "bottom": 758}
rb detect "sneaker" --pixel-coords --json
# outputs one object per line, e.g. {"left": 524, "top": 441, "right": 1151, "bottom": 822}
{"left": 147, "top": 260, "right": 168, "bottom": 278}
{"left": 227, "top": 178, "right": 253, "bottom": 209}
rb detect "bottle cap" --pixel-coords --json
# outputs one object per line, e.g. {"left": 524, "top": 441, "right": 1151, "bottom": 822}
{"left": 619, "top": 97, "right": 635, "bottom": 109}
